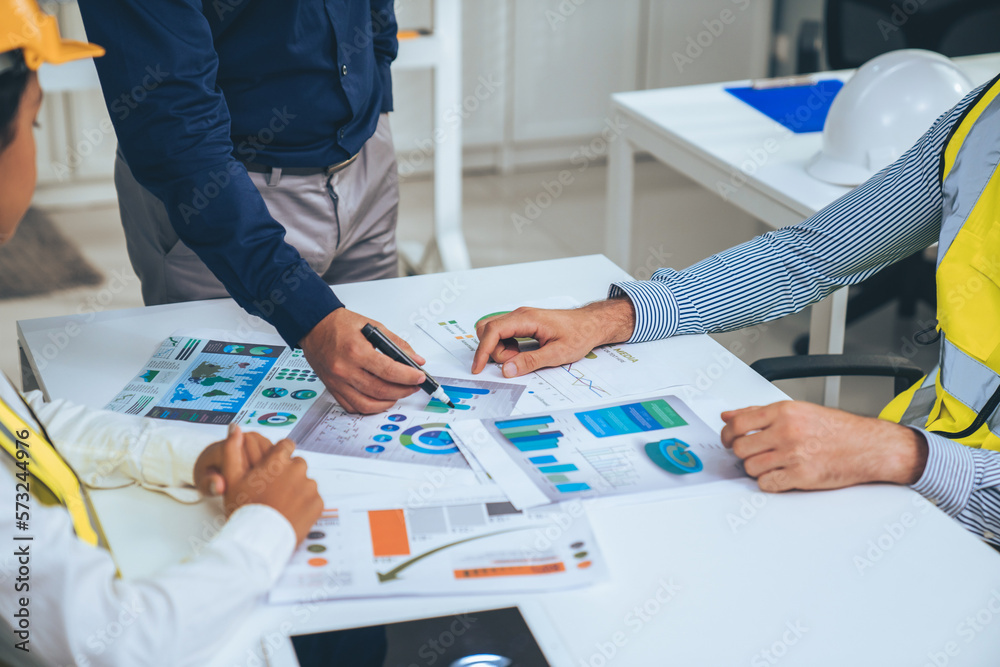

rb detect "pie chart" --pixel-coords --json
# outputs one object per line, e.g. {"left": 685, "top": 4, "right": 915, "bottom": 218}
{"left": 258, "top": 412, "right": 297, "bottom": 426}
{"left": 262, "top": 387, "right": 288, "bottom": 398}
{"left": 249, "top": 346, "right": 274, "bottom": 356}
{"left": 223, "top": 344, "right": 244, "bottom": 354}
{"left": 399, "top": 423, "right": 459, "bottom": 455}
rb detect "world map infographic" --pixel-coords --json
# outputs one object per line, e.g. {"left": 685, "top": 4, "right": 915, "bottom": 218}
{"left": 145, "top": 339, "right": 284, "bottom": 424}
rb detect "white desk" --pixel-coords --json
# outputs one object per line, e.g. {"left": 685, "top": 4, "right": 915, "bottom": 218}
{"left": 607, "top": 53, "right": 1000, "bottom": 407}
{"left": 17, "top": 256, "right": 1000, "bottom": 666}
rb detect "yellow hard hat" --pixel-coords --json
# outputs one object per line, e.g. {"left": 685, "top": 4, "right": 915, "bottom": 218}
{"left": 0, "top": 0, "right": 103, "bottom": 73}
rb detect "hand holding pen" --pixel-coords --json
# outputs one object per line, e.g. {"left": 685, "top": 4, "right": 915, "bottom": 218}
{"left": 362, "top": 323, "right": 457, "bottom": 408}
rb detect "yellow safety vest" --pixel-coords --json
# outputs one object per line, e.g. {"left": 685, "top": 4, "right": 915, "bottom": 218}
{"left": 881, "top": 74, "right": 1000, "bottom": 451}
{"left": 0, "top": 392, "right": 108, "bottom": 548}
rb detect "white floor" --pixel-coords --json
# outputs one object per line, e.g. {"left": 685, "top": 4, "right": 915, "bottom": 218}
{"left": 2, "top": 160, "right": 938, "bottom": 416}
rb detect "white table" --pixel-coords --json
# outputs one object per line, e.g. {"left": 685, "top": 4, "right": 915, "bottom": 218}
{"left": 607, "top": 53, "right": 1000, "bottom": 407}
{"left": 17, "top": 256, "right": 1000, "bottom": 666}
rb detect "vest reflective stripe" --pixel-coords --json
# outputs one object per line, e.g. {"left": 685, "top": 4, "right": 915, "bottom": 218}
{"left": 942, "top": 75, "right": 1000, "bottom": 181}
{"left": 0, "top": 396, "right": 106, "bottom": 548}
{"left": 899, "top": 375, "right": 937, "bottom": 427}
{"left": 937, "top": 84, "right": 1000, "bottom": 270}
{"left": 880, "top": 75, "right": 1000, "bottom": 451}
{"left": 940, "top": 337, "right": 1000, "bottom": 414}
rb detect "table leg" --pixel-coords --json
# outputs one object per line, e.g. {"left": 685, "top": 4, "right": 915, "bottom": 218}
{"left": 808, "top": 287, "right": 848, "bottom": 408}
{"left": 19, "top": 343, "right": 40, "bottom": 394}
{"left": 606, "top": 121, "right": 635, "bottom": 270}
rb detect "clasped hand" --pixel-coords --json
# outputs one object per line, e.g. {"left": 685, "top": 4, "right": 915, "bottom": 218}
{"left": 194, "top": 425, "right": 323, "bottom": 544}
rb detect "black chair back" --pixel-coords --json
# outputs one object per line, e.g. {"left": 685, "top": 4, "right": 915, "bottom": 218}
{"left": 825, "top": 0, "right": 1000, "bottom": 69}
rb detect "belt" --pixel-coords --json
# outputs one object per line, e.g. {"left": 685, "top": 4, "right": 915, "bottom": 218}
{"left": 242, "top": 152, "right": 359, "bottom": 178}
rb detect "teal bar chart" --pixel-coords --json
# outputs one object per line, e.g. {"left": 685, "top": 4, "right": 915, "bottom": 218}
{"left": 495, "top": 416, "right": 563, "bottom": 451}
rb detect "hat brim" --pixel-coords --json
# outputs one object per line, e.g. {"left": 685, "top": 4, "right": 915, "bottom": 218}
{"left": 805, "top": 151, "right": 872, "bottom": 188}
{"left": 44, "top": 39, "right": 105, "bottom": 65}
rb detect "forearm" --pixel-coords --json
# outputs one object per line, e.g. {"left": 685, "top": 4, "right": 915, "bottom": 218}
{"left": 149, "top": 163, "right": 344, "bottom": 345}
{"left": 19, "top": 495, "right": 294, "bottom": 666}
{"left": 24, "top": 391, "right": 210, "bottom": 497}
{"left": 609, "top": 83, "right": 986, "bottom": 343}
{"left": 79, "top": 0, "right": 342, "bottom": 345}
{"left": 584, "top": 297, "right": 636, "bottom": 347}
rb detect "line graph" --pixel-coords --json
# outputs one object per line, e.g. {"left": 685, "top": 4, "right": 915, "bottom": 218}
{"left": 563, "top": 363, "right": 611, "bottom": 397}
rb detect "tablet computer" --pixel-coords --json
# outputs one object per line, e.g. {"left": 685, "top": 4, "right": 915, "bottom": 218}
{"left": 263, "top": 604, "right": 569, "bottom": 667}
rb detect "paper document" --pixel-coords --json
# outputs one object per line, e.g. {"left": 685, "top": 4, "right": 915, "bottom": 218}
{"left": 416, "top": 298, "right": 685, "bottom": 409}
{"left": 269, "top": 487, "right": 605, "bottom": 603}
{"left": 104, "top": 331, "right": 321, "bottom": 430}
{"left": 288, "top": 376, "right": 525, "bottom": 479}
{"left": 451, "top": 392, "right": 745, "bottom": 509}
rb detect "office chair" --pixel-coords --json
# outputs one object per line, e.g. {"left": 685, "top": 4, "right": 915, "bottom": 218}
{"left": 754, "top": 0, "right": 1000, "bottom": 387}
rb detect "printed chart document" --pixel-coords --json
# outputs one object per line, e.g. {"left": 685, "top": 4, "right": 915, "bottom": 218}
{"left": 416, "top": 297, "right": 686, "bottom": 410}
{"left": 288, "top": 376, "right": 525, "bottom": 479}
{"left": 269, "top": 487, "right": 606, "bottom": 604}
{"left": 104, "top": 331, "right": 321, "bottom": 432}
{"left": 451, "top": 393, "right": 746, "bottom": 509}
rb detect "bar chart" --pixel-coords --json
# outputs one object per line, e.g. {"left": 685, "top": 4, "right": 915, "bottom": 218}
{"left": 425, "top": 384, "right": 489, "bottom": 412}
{"left": 527, "top": 453, "right": 591, "bottom": 494}
{"left": 462, "top": 394, "right": 745, "bottom": 508}
{"left": 495, "top": 415, "right": 564, "bottom": 451}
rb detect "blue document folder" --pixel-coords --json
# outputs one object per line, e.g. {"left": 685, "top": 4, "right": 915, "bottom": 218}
{"left": 725, "top": 79, "right": 844, "bottom": 133}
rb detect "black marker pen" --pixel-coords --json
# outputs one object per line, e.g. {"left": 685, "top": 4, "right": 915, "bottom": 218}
{"left": 361, "top": 323, "right": 456, "bottom": 408}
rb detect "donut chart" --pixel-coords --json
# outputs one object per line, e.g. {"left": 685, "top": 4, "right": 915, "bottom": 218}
{"left": 258, "top": 412, "right": 297, "bottom": 427}
{"left": 399, "top": 423, "right": 459, "bottom": 455}
{"left": 644, "top": 438, "right": 702, "bottom": 475}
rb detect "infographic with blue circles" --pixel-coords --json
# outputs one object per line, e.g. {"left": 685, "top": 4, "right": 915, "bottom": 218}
{"left": 289, "top": 377, "right": 524, "bottom": 475}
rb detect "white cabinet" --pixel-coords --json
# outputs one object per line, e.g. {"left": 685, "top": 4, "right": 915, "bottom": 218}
{"left": 510, "top": 0, "right": 643, "bottom": 142}
{"left": 392, "top": 0, "right": 774, "bottom": 172}
{"left": 644, "top": 0, "right": 775, "bottom": 88}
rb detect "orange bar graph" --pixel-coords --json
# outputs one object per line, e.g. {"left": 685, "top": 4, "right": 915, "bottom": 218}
{"left": 453, "top": 562, "right": 566, "bottom": 579}
{"left": 368, "top": 509, "right": 411, "bottom": 557}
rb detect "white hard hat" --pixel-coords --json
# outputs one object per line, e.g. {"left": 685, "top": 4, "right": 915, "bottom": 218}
{"left": 806, "top": 49, "right": 972, "bottom": 187}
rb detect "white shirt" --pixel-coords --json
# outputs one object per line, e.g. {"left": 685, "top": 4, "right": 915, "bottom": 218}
{"left": 0, "top": 376, "right": 295, "bottom": 666}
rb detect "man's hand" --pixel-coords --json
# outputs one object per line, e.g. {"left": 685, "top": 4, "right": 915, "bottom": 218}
{"left": 300, "top": 308, "right": 427, "bottom": 414}
{"left": 471, "top": 298, "right": 636, "bottom": 378}
{"left": 216, "top": 425, "right": 324, "bottom": 545}
{"left": 721, "top": 401, "right": 929, "bottom": 492}
{"left": 194, "top": 428, "right": 274, "bottom": 496}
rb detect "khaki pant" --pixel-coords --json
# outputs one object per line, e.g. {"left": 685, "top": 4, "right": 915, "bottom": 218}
{"left": 114, "top": 114, "right": 399, "bottom": 305}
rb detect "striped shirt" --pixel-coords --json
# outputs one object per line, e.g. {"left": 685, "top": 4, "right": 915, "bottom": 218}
{"left": 609, "top": 81, "right": 1000, "bottom": 547}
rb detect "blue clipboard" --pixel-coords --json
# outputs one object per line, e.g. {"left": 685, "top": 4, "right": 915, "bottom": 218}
{"left": 725, "top": 79, "right": 844, "bottom": 133}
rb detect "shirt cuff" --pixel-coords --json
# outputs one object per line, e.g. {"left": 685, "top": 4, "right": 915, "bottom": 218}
{"left": 608, "top": 280, "right": 680, "bottom": 343}
{"left": 378, "top": 60, "right": 394, "bottom": 114}
{"left": 214, "top": 504, "right": 297, "bottom": 584}
{"left": 910, "top": 429, "right": 976, "bottom": 517}
{"left": 137, "top": 427, "right": 211, "bottom": 488}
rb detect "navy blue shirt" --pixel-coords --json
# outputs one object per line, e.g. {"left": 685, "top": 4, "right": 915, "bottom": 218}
{"left": 78, "top": 0, "right": 398, "bottom": 345}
